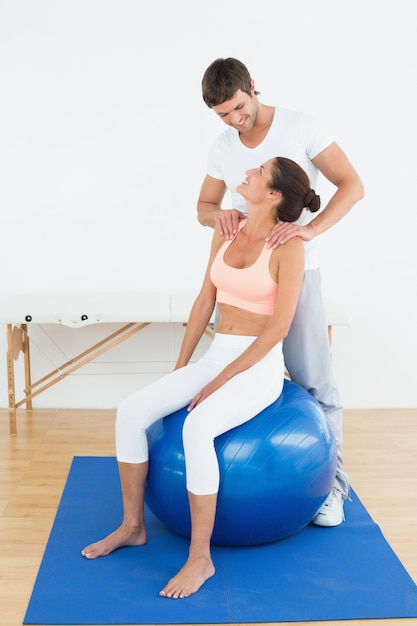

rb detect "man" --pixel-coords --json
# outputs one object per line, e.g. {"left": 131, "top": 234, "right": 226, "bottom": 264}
{"left": 197, "top": 57, "right": 364, "bottom": 526}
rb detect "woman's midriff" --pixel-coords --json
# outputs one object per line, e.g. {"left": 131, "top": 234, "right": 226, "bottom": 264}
{"left": 216, "top": 302, "right": 272, "bottom": 336}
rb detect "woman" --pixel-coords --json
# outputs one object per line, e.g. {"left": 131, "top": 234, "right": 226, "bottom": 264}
{"left": 81, "top": 157, "right": 320, "bottom": 599}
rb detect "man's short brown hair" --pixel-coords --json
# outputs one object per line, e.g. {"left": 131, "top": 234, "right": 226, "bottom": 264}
{"left": 202, "top": 57, "right": 255, "bottom": 108}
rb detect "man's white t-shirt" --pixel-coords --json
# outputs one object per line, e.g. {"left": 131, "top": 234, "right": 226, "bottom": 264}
{"left": 206, "top": 106, "right": 334, "bottom": 270}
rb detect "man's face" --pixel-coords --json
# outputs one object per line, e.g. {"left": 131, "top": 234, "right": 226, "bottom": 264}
{"left": 211, "top": 89, "right": 257, "bottom": 133}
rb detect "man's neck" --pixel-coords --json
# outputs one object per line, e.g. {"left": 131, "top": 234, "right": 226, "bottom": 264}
{"left": 240, "top": 103, "right": 275, "bottom": 149}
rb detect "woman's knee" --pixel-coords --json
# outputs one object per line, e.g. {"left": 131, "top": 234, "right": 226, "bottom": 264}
{"left": 182, "top": 411, "right": 215, "bottom": 454}
{"left": 182, "top": 413, "right": 198, "bottom": 448}
{"left": 116, "top": 394, "right": 145, "bottom": 434}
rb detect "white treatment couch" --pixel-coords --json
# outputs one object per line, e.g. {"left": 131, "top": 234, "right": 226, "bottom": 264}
{"left": 0, "top": 292, "right": 350, "bottom": 434}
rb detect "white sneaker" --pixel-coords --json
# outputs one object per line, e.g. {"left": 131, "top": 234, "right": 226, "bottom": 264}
{"left": 312, "top": 487, "right": 345, "bottom": 527}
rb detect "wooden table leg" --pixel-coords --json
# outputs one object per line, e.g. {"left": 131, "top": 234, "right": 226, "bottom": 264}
{"left": 7, "top": 324, "right": 17, "bottom": 435}
{"left": 21, "top": 324, "right": 32, "bottom": 411}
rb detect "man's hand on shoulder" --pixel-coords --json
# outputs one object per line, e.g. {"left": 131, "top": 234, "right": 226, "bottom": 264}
{"left": 265, "top": 222, "right": 314, "bottom": 249}
{"left": 215, "top": 209, "right": 246, "bottom": 240}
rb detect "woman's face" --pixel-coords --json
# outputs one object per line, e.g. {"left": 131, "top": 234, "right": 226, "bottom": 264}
{"left": 237, "top": 159, "right": 275, "bottom": 202}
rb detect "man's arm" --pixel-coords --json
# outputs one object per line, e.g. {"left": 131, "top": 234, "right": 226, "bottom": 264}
{"left": 308, "top": 141, "right": 365, "bottom": 235}
{"left": 197, "top": 174, "right": 245, "bottom": 239}
{"left": 265, "top": 142, "right": 365, "bottom": 248}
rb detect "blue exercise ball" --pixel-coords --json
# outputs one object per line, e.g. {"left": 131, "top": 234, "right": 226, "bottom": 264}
{"left": 145, "top": 379, "right": 336, "bottom": 546}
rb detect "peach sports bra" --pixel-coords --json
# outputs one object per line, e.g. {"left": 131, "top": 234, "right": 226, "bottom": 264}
{"left": 210, "top": 220, "right": 278, "bottom": 315}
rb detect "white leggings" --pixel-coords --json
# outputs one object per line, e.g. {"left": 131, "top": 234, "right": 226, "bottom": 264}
{"left": 116, "top": 333, "right": 284, "bottom": 495}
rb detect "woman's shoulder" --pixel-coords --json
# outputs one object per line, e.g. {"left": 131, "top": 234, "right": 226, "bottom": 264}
{"left": 209, "top": 227, "right": 228, "bottom": 257}
{"left": 273, "top": 236, "right": 304, "bottom": 260}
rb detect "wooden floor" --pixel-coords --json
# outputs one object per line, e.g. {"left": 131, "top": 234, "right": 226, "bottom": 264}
{"left": 1, "top": 406, "right": 416, "bottom": 626}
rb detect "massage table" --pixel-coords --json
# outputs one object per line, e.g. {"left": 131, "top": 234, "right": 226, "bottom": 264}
{"left": 0, "top": 292, "right": 350, "bottom": 435}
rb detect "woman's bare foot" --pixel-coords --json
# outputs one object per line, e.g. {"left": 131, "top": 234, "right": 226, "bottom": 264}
{"left": 159, "top": 555, "right": 215, "bottom": 599}
{"left": 81, "top": 525, "right": 147, "bottom": 559}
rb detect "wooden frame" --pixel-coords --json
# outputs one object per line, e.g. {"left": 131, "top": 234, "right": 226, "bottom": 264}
{"left": 6, "top": 322, "right": 153, "bottom": 435}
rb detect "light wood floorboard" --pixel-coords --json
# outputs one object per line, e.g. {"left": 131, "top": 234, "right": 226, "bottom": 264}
{"left": 1, "top": 407, "right": 416, "bottom": 626}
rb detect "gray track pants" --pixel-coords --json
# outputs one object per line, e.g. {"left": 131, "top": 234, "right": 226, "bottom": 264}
{"left": 283, "top": 268, "right": 349, "bottom": 498}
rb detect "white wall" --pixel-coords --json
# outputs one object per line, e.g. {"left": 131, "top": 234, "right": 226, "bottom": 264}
{"left": 0, "top": 0, "right": 416, "bottom": 410}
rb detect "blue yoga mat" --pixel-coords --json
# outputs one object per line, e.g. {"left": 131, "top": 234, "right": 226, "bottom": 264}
{"left": 24, "top": 456, "right": 417, "bottom": 624}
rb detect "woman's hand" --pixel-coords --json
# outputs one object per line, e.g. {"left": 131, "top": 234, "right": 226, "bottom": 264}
{"left": 187, "top": 374, "right": 226, "bottom": 411}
